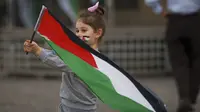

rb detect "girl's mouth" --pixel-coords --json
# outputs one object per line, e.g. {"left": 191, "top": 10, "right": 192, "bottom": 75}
{"left": 81, "top": 36, "right": 90, "bottom": 42}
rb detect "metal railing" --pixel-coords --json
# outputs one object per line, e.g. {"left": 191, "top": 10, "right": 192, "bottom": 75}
{"left": 0, "top": 27, "right": 171, "bottom": 78}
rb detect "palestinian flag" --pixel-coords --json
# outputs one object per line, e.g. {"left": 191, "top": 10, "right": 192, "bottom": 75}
{"left": 34, "top": 5, "right": 167, "bottom": 112}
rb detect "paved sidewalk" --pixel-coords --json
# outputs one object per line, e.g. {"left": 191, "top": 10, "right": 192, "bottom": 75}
{"left": 0, "top": 77, "right": 199, "bottom": 112}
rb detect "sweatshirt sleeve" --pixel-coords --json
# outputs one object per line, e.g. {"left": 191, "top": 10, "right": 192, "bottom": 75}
{"left": 37, "top": 48, "right": 72, "bottom": 72}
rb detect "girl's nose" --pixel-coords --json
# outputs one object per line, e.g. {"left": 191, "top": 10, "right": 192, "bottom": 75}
{"left": 76, "top": 34, "right": 83, "bottom": 40}
{"left": 76, "top": 33, "right": 81, "bottom": 38}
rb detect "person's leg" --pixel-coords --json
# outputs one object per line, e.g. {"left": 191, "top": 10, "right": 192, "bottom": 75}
{"left": 177, "top": 37, "right": 195, "bottom": 112}
{"left": 165, "top": 15, "right": 192, "bottom": 112}
{"left": 188, "top": 14, "right": 200, "bottom": 106}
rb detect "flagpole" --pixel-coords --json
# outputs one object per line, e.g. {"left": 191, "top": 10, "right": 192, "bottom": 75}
{"left": 26, "top": 5, "right": 47, "bottom": 55}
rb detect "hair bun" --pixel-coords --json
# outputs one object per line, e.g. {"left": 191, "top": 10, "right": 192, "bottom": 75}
{"left": 95, "top": 6, "right": 105, "bottom": 16}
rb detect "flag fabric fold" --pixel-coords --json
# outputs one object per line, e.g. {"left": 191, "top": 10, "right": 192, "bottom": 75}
{"left": 35, "top": 5, "right": 167, "bottom": 112}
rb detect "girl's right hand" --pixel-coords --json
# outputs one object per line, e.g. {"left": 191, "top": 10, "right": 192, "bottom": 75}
{"left": 24, "top": 40, "right": 42, "bottom": 56}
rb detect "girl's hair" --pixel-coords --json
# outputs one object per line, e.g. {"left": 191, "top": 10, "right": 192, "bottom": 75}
{"left": 77, "top": 6, "right": 106, "bottom": 43}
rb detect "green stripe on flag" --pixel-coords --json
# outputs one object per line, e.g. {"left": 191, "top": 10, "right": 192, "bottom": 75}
{"left": 42, "top": 37, "right": 152, "bottom": 112}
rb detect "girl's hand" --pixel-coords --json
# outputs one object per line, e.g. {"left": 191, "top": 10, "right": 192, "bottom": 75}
{"left": 24, "top": 40, "right": 42, "bottom": 56}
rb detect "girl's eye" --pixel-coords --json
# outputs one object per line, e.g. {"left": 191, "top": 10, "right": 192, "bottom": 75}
{"left": 81, "top": 29, "right": 87, "bottom": 32}
{"left": 76, "top": 30, "right": 79, "bottom": 33}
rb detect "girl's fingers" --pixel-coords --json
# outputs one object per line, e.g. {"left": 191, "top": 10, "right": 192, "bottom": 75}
{"left": 24, "top": 41, "right": 30, "bottom": 46}
{"left": 28, "top": 44, "right": 34, "bottom": 47}
{"left": 25, "top": 40, "right": 31, "bottom": 42}
{"left": 24, "top": 47, "right": 29, "bottom": 52}
{"left": 24, "top": 42, "right": 34, "bottom": 47}
{"left": 24, "top": 40, "right": 34, "bottom": 46}
{"left": 25, "top": 47, "right": 32, "bottom": 52}
{"left": 24, "top": 40, "right": 39, "bottom": 53}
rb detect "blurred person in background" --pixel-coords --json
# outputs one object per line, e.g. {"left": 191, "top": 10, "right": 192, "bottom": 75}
{"left": 145, "top": 0, "right": 200, "bottom": 112}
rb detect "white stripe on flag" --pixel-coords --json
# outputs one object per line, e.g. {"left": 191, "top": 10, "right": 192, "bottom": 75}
{"left": 92, "top": 54, "right": 155, "bottom": 112}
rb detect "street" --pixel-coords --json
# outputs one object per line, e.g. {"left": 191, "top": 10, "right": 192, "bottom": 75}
{"left": 0, "top": 77, "right": 199, "bottom": 112}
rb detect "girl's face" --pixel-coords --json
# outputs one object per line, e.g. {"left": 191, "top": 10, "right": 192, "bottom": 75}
{"left": 75, "top": 19, "right": 102, "bottom": 48}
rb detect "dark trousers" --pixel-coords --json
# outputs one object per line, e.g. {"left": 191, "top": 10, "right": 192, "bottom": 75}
{"left": 166, "top": 12, "right": 200, "bottom": 104}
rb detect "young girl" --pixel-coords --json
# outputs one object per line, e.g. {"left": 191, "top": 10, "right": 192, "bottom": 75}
{"left": 24, "top": 2, "right": 106, "bottom": 112}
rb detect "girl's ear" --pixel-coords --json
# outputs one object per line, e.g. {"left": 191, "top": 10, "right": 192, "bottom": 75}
{"left": 95, "top": 28, "right": 103, "bottom": 39}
